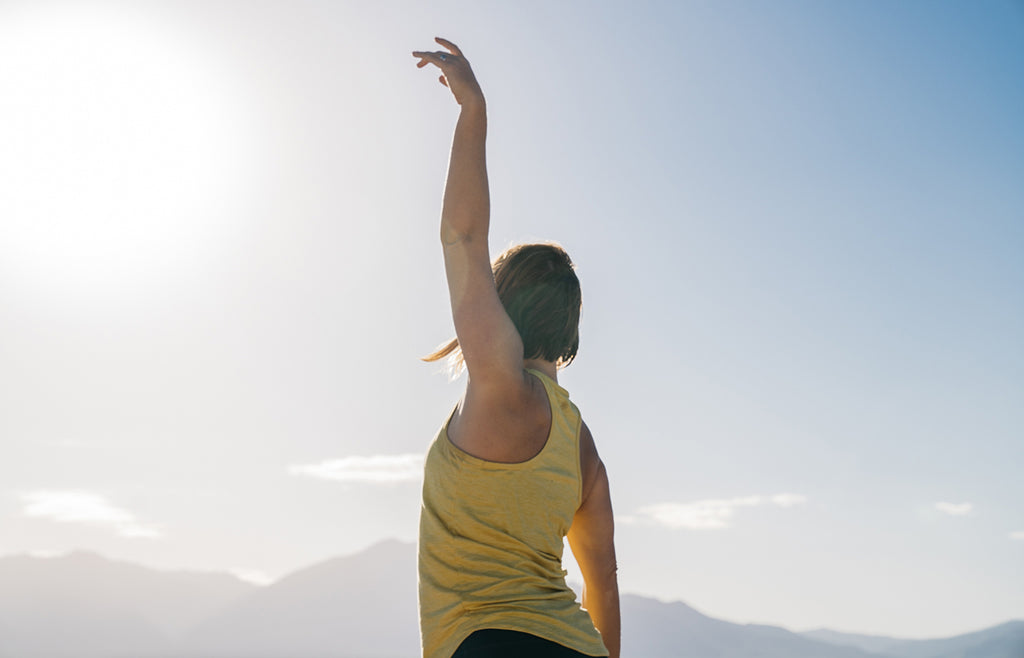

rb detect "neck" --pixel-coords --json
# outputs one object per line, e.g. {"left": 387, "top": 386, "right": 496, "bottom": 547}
{"left": 524, "top": 358, "right": 558, "bottom": 382}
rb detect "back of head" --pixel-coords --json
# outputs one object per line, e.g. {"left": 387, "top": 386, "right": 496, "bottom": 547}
{"left": 423, "top": 242, "right": 582, "bottom": 372}
{"left": 492, "top": 242, "right": 581, "bottom": 367}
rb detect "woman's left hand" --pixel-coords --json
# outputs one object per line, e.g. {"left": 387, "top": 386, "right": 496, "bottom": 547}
{"left": 412, "top": 38, "right": 484, "bottom": 108}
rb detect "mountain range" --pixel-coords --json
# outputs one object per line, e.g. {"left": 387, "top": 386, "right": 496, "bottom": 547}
{"left": 0, "top": 540, "right": 1020, "bottom": 658}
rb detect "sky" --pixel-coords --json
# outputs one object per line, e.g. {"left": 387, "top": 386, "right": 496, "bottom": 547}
{"left": 1, "top": 0, "right": 1022, "bottom": 640}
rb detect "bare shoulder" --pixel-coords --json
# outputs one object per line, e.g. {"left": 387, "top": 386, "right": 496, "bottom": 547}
{"left": 465, "top": 367, "right": 544, "bottom": 416}
{"left": 580, "top": 419, "right": 598, "bottom": 458}
{"left": 449, "top": 369, "right": 551, "bottom": 463}
{"left": 578, "top": 419, "right": 603, "bottom": 505}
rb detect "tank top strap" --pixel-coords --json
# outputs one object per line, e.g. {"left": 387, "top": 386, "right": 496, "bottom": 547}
{"left": 525, "top": 368, "right": 583, "bottom": 504}
{"left": 526, "top": 367, "right": 576, "bottom": 411}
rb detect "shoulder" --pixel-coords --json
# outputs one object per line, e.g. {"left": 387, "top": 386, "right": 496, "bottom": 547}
{"left": 580, "top": 418, "right": 595, "bottom": 445}
{"left": 578, "top": 419, "right": 603, "bottom": 505}
{"left": 449, "top": 369, "right": 551, "bottom": 463}
{"left": 466, "top": 367, "right": 545, "bottom": 413}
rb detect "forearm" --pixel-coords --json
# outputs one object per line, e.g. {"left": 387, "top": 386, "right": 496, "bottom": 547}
{"left": 583, "top": 574, "right": 621, "bottom": 658}
{"left": 440, "top": 100, "right": 489, "bottom": 245}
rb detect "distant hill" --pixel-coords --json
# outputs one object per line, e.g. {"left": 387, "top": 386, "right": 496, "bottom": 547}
{"left": 621, "top": 593, "right": 881, "bottom": 658}
{"left": 181, "top": 538, "right": 419, "bottom": 658}
{"left": 0, "top": 550, "right": 253, "bottom": 657}
{"left": 805, "top": 622, "right": 1024, "bottom": 658}
{"left": 0, "top": 543, "right": 1021, "bottom": 658}
{"left": 803, "top": 629, "right": 910, "bottom": 655}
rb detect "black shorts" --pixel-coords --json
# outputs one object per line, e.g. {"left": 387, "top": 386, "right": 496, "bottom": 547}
{"left": 452, "top": 629, "right": 606, "bottom": 657}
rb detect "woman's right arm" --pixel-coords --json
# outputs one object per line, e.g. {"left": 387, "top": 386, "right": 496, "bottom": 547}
{"left": 568, "top": 422, "right": 621, "bottom": 658}
{"left": 413, "top": 38, "right": 524, "bottom": 389}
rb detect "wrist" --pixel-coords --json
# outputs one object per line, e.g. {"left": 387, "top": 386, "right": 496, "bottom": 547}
{"left": 459, "top": 93, "right": 486, "bottom": 113}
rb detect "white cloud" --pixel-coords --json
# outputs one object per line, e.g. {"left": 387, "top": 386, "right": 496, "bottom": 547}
{"left": 628, "top": 493, "right": 806, "bottom": 530}
{"left": 1009, "top": 531, "right": 1024, "bottom": 541}
{"left": 22, "top": 490, "right": 132, "bottom": 523}
{"left": 771, "top": 493, "right": 808, "bottom": 507}
{"left": 42, "top": 438, "right": 88, "bottom": 448}
{"left": 117, "top": 523, "right": 163, "bottom": 539}
{"left": 20, "top": 490, "right": 162, "bottom": 539}
{"left": 934, "top": 501, "right": 972, "bottom": 517}
{"left": 289, "top": 454, "right": 424, "bottom": 483}
{"left": 229, "top": 568, "right": 274, "bottom": 586}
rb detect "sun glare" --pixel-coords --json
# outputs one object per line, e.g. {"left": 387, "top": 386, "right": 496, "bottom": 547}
{"left": 0, "top": 6, "right": 253, "bottom": 301}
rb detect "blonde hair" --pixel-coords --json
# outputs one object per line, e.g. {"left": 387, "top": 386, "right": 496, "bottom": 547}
{"left": 423, "top": 242, "right": 582, "bottom": 375}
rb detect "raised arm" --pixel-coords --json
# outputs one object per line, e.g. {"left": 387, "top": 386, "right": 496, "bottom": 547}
{"left": 567, "top": 421, "right": 621, "bottom": 658}
{"left": 413, "top": 38, "right": 522, "bottom": 388}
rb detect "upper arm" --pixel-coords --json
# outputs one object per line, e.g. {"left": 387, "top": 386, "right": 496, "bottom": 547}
{"left": 568, "top": 421, "right": 617, "bottom": 583}
{"left": 442, "top": 236, "right": 523, "bottom": 387}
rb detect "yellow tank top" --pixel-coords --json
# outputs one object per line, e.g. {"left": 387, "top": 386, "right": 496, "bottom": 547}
{"left": 418, "top": 369, "right": 608, "bottom": 658}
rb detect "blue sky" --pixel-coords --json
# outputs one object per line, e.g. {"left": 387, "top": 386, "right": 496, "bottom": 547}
{"left": 0, "top": 0, "right": 1021, "bottom": 639}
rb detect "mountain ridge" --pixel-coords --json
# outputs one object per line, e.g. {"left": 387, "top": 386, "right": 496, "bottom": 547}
{"left": 1, "top": 541, "right": 1020, "bottom": 658}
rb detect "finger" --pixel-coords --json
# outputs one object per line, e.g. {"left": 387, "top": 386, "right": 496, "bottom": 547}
{"left": 434, "top": 37, "right": 463, "bottom": 57}
{"left": 412, "top": 51, "right": 449, "bottom": 67}
{"left": 439, "top": 75, "right": 449, "bottom": 87}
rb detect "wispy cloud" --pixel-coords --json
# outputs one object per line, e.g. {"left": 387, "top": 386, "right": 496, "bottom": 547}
{"left": 934, "top": 501, "right": 972, "bottom": 517}
{"left": 229, "top": 568, "right": 274, "bottom": 586}
{"left": 41, "top": 438, "right": 88, "bottom": 448}
{"left": 771, "top": 493, "right": 807, "bottom": 507}
{"left": 20, "top": 490, "right": 162, "bottom": 539}
{"left": 625, "top": 493, "right": 807, "bottom": 530}
{"left": 289, "top": 454, "right": 424, "bottom": 483}
{"left": 1009, "top": 531, "right": 1024, "bottom": 541}
{"left": 116, "top": 523, "right": 163, "bottom": 539}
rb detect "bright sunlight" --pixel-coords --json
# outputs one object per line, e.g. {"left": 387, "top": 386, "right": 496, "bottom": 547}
{"left": 0, "top": 5, "right": 253, "bottom": 301}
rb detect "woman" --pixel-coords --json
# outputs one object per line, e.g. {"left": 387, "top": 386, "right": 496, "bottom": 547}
{"left": 412, "top": 39, "right": 620, "bottom": 658}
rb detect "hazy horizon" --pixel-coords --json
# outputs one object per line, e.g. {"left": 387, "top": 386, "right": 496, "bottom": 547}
{"left": 5, "top": 540, "right": 1022, "bottom": 643}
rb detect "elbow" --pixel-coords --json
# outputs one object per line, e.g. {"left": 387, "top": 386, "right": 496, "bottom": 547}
{"left": 602, "top": 561, "right": 619, "bottom": 586}
{"left": 440, "top": 220, "right": 487, "bottom": 248}
{"left": 439, "top": 208, "right": 489, "bottom": 246}
{"left": 439, "top": 222, "right": 469, "bottom": 247}
{"left": 585, "top": 559, "right": 619, "bottom": 590}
